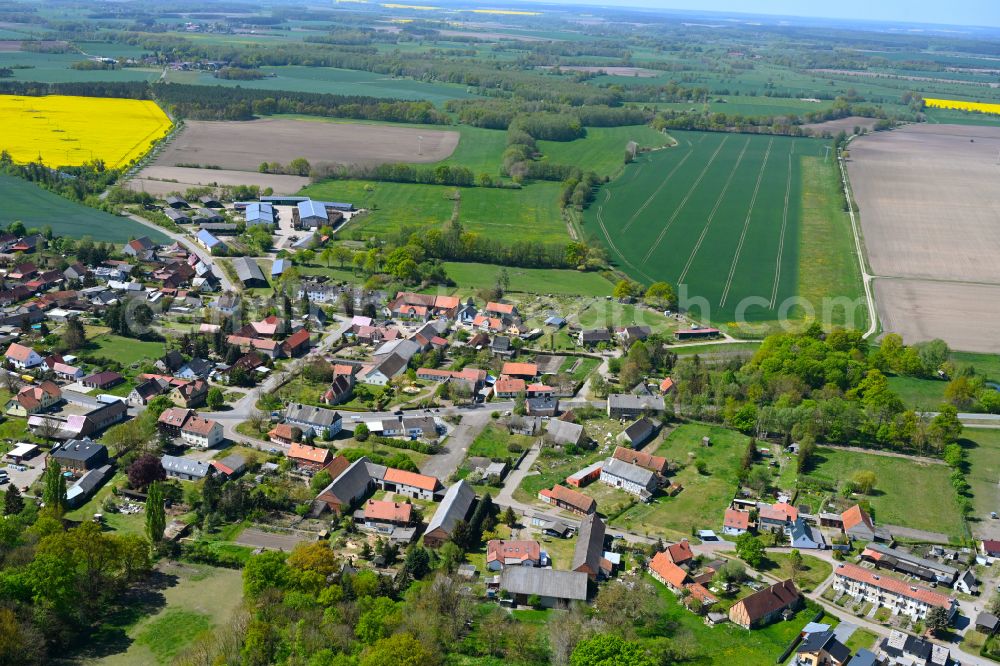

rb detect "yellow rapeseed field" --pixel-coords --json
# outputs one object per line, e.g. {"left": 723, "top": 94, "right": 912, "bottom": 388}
{"left": 924, "top": 97, "right": 1000, "bottom": 116}
{"left": 0, "top": 94, "right": 172, "bottom": 169}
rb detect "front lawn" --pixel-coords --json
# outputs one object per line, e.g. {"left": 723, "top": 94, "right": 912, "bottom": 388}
{"left": 468, "top": 424, "right": 531, "bottom": 460}
{"left": 611, "top": 424, "right": 749, "bottom": 541}
{"left": 758, "top": 552, "right": 833, "bottom": 593}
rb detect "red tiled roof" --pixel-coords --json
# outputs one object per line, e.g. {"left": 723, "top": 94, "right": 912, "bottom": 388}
{"left": 288, "top": 442, "right": 332, "bottom": 464}
{"left": 487, "top": 539, "right": 541, "bottom": 565}
{"left": 383, "top": 467, "right": 440, "bottom": 492}
{"left": 685, "top": 582, "right": 718, "bottom": 605}
{"left": 4, "top": 342, "right": 35, "bottom": 362}
{"left": 649, "top": 551, "right": 689, "bottom": 587}
{"left": 363, "top": 499, "right": 412, "bottom": 523}
{"left": 612, "top": 446, "right": 667, "bottom": 473}
{"left": 984, "top": 540, "right": 1000, "bottom": 556}
{"left": 660, "top": 377, "right": 675, "bottom": 393}
{"left": 495, "top": 377, "right": 526, "bottom": 395}
{"left": 182, "top": 416, "right": 218, "bottom": 436}
{"left": 539, "top": 484, "right": 595, "bottom": 513}
{"left": 835, "top": 563, "right": 953, "bottom": 609}
{"left": 268, "top": 423, "right": 297, "bottom": 441}
{"left": 501, "top": 362, "right": 537, "bottom": 377}
{"left": 665, "top": 540, "right": 693, "bottom": 564}
{"left": 759, "top": 502, "right": 798, "bottom": 523}
{"left": 158, "top": 407, "right": 192, "bottom": 428}
{"left": 841, "top": 504, "right": 873, "bottom": 531}
{"left": 724, "top": 508, "right": 751, "bottom": 530}
{"left": 486, "top": 301, "right": 515, "bottom": 315}
{"left": 282, "top": 328, "right": 310, "bottom": 351}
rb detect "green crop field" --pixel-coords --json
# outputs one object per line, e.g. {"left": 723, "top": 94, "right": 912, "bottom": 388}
{"left": 583, "top": 130, "right": 849, "bottom": 325}
{"left": 303, "top": 179, "right": 566, "bottom": 243}
{"left": 0, "top": 51, "right": 160, "bottom": 83}
{"left": 440, "top": 262, "right": 614, "bottom": 296}
{"left": 162, "top": 65, "right": 478, "bottom": 104}
{"left": 0, "top": 175, "right": 168, "bottom": 243}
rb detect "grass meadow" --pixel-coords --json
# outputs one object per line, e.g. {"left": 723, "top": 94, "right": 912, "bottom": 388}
{"left": 582, "top": 130, "right": 829, "bottom": 325}
{"left": 962, "top": 429, "right": 1000, "bottom": 530}
{"left": 86, "top": 561, "right": 243, "bottom": 666}
{"left": 805, "top": 447, "right": 965, "bottom": 539}
{"left": 612, "top": 424, "right": 749, "bottom": 541}
{"left": 0, "top": 175, "right": 169, "bottom": 243}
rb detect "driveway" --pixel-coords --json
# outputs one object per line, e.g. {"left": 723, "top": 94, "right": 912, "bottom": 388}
{"left": 419, "top": 410, "right": 492, "bottom": 480}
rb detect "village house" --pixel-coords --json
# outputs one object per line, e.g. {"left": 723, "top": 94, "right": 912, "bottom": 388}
{"left": 4, "top": 342, "right": 43, "bottom": 369}
{"left": 861, "top": 543, "right": 958, "bottom": 585}
{"left": 210, "top": 454, "right": 247, "bottom": 480}
{"left": 649, "top": 551, "right": 690, "bottom": 592}
{"left": 498, "top": 568, "right": 588, "bottom": 609}
{"left": 282, "top": 328, "right": 311, "bottom": 358}
{"left": 321, "top": 374, "right": 355, "bottom": 406}
{"left": 485, "top": 301, "right": 518, "bottom": 322}
{"left": 359, "top": 352, "right": 408, "bottom": 386}
{"left": 617, "top": 417, "right": 657, "bottom": 448}
{"left": 52, "top": 362, "right": 84, "bottom": 381}
{"left": 723, "top": 508, "right": 752, "bottom": 536}
{"left": 287, "top": 442, "right": 333, "bottom": 471}
{"left": 180, "top": 415, "right": 223, "bottom": 448}
{"left": 578, "top": 328, "right": 613, "bottom": 347}
{"left": 879, "top": 630, "right": 950, "bottom": 666}
{"left": 795, "top": 630, "right": 852, "bottom": 666}
{"left": 314, "top": 457, "right": 377, "bottom": 515}
{"left": 157, "top": 407, "right": 194, "bottom": 437}
{"left": 355, "top": 499, "right": 415, "bottom": 540}
{"left": 424, "top": 480, "right": 476, "bottom": 548}
{"left": 494, "top": 376, "right": 526, "bottom": 398}
{"left": 525, "top": 396, "right": 558, "bottom": 417}
{"left": 757, "top": 502, "right": 799, "bottom": 533}
{"left": 161, "top": 454, "right": 214, "bottom": 482}
{"left": 170, "top": 379, "right": 209, "bottom": 408}
{"left": 284, "top": 403, "right": 343, "bottom": 439}
{"left": 607, "top": 393, "right": 665, "bottom": 419}
{"left": 572, "top": 514, "right": 608, "bottom": 580}
{"left": 617, "top": 325, "right": 652, "bottom": 347}
{"left": 833, "top": 562, "right": 957, "bottom": 622}
{"left": 611, "top": 445, "right": 668, "bottom": 475}
{"left": 545, "top": 418, "right": 584, "bottom": 446}
{"left": 123, "top": 236, "right": 156, "bottom": 260}
{"left": 379, "top": 467, "right": 443, "bottom": 500}
{"left": 51, "top": 439, "right": 108, "bottom": 472}
{"left": 663, "top": 540, "right": 694, "bottom": 568}
{"left": 728, "top": 579, "right": 801, "bottom": 630}
{"left": 129, "top": 378, "right": 169, "bottom": 406}
{"left": 538, "top": 484, "right": 596, "bottom": 515}
{"left": 268, "top": 423, "right": 300, "bottom": 446}
{"left": 599, "top": 457, "right": 657, "bottom": 500}
{"left": 6, "top": 381, "right": 62, "bottom": 416}
{"left": 486, "top": 539, "right": 543, "bottom": 571}
{"left": 501, "top": 362, "right": 538, "bottom": 380}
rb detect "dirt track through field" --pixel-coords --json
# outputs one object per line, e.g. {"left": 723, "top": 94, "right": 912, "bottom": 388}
{"left": 849, "top": 124, "right": 1000, "bottom": 351}
{"left": 153, "top": 118, "right": 460, "bottom": 170}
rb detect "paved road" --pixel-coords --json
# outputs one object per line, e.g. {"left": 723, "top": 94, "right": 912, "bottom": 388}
{"left": 124, "top": 213, "right": 235, "bottom": 292}
{"left": 763, "top": 546, "right": 990, "bottom": 666}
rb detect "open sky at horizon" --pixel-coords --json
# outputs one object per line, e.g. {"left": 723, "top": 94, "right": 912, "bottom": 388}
{"left": 537, "top": 0, "right": 1000, "bottom": 30}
